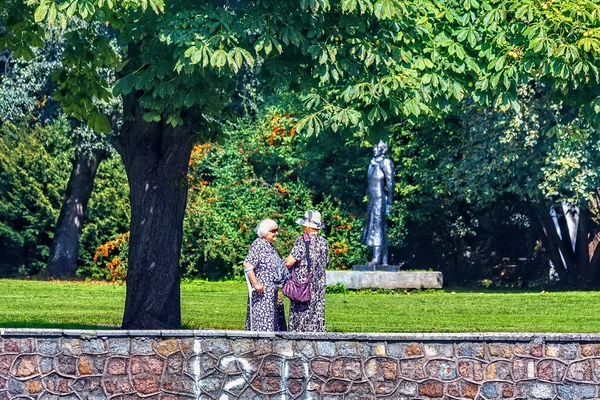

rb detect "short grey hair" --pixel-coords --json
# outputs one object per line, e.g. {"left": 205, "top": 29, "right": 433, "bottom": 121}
{"left": 255, "top": 218, "right": 277, "bottom": 238}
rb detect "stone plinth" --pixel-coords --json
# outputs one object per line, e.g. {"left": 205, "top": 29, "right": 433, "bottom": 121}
{"left": 326, "top": 270, "right": 443, "bottom": 289}
{"left": 352, "top": 264, "right": 402, "bottom": 272}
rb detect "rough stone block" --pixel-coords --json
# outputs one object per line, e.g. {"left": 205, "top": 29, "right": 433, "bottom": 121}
{"left": 311, "top": 359, "right": 330, "bottom": 378}
{"left": 260, "top": 355, "right": 284, "bottom": 377}
{"left": 567, "top": 360, "right": 594, "bottom": 382}
{"left": 418, "top": 380, "right": 443, "bottom": 398}
{"left": 102, "top": 376, "right": 133, "bottom": 395}
{"left": 429, "top": 359, "right": 457, "bottom": 381}
{"left": 295, "top": 341, "right": 315, "bottom": 358}
{"left": 42, "top": 373, "right": 73, "bottom": 394}
{"left": 424, "top": 344, "right": 454, "bottom": 358}
{"left": 131, "top": 355, "right": 164, "bottom": 375}
{"left": 458, "top": 359, "right": 486, "bottom": 381}
{"left": 537, "top": 359, "right": 567, "bottom": 382}
{"left": 486, "top": 360, "right": 512, "bottom": 380}
{"left": 458, "top": 343, "right": 485, "bottom": 359}
{"left": 131, "top": 338, "right": 154, "bottom": 355}
{"left": 336, "top": 342, "right": 359, "bottom": 357}
{"left": 38, "top": 339, "right": 60, "bottom": 356}
{"left": 316, "top": 342, "right": 337, "bottom": 357}
{"left": 108, "top": 339, "right": 130, "bottom": 355}
{"left": 13, "top": 355, "right": 38, "bottom": 378}
{"left": 161, "top": 373, "right": 195, "bottom": 395}
{"left": 399, "top": 358, "right": 426, "bottom": 381}
{"left": 323, "top": 378, "right": 350, "bottom": 394}
{"left": 60, "top": 339, "right": 82, "bottom": 356}
{"left": 82, "top": 339, "right": 106, "bottom": 354}
{"left": 513, "top": 358, "right": 535, "bottom": 380}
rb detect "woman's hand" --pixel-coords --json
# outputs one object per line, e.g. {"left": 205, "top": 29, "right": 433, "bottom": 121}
{"left": 254, "top": 282, "right": 265, "bottom": 294}
{"left": 285, "top": 256, "right": 297, "bottom": 269}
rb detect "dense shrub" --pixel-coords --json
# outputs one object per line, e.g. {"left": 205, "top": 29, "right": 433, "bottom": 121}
{"left": 0, "top": 119, "right": 71, "bottom": 275}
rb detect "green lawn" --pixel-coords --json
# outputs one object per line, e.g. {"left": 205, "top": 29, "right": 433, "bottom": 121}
{"left": 1, "top": 279, "right": 599, "bottom": 332}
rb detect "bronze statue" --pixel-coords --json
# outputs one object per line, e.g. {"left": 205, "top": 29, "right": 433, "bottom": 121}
{"left": 361, "top": 141, "right": 395, "bottom": 265}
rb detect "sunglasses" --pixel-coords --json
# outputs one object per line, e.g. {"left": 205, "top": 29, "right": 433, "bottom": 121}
{"left": 269, "top": 228, "right": 278, "bottom": 233}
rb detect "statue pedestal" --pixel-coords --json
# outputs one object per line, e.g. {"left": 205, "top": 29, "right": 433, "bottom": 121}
{"left": 352, "top": 264, "right": 402, "bottom": 272}
{"left": 327, "top": 270, "right": 443, "bottom": 289}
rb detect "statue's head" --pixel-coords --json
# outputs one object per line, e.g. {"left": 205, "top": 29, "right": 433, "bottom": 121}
{"left": 373, "top": 141, "right": 388, "bottom": 157}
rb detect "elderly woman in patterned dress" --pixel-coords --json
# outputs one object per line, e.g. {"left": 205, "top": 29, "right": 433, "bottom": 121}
{"left": 284, "top": 210, "right": 329, "bottom": 332}
{"left": 243, "top": 218, "right": 286, "bottom": 331}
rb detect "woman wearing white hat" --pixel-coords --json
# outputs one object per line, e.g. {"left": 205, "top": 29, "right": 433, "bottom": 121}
{"left": 284, "top": 210, "right": 329, "bottom": 332}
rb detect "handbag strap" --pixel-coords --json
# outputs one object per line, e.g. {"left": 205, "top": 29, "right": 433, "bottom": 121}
{"left": 302, "top": 233, "right": 312, "bottom": 276}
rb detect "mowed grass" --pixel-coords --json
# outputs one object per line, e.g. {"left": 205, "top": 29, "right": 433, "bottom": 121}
{"left": 1, "top": 278, "right": 599, "bottom": 332}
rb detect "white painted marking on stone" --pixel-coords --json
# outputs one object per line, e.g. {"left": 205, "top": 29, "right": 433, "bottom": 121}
{"left": 193, "top": 338, "right": 202, "bottom": 399}
{"left": 236, "top": 356, "right": 251, "bottom": 372}
{"left": 223, "top": 377, "right": 245, "bottom": 391}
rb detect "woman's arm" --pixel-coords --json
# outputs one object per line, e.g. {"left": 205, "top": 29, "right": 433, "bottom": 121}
{"left": 284, "top": 256, "right": 296, "bottom": 269}
{"left": 243, "top": 262, "right": 264, "bottom": 294}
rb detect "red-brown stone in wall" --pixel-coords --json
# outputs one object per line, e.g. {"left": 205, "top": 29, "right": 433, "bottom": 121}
{"left": 0, "top": 377, "right": 6, "bottom": 390}
{"left": 103, "top": 377, "right": 133, "bottom": 395}
{"left": 581, "top": 344, "right": 594, "bottom": 357}
{"left": 26, "top": 379, "right": 43, "bottom": 394}
{"left": 530, "top": 344, "right": 543, "bottom": 357}
{"left": 15, "top": 356, "right": 38, "bottom": 377}
{"left": 311, "top": 359, "right": 330, "bottom": 377}
{"left": 0, "top": 355, "right": 15, "bottom": 375}
{"left": 133, "top": 356, "right": 166, "bottom": 376}
{"left": 323, "top": 378, "right": 350, "bottom": 394}
{"left": 380, "top": 360, "right": 398, "bottom": 381}
{"left": 261, "top": 356, "right": 284, "bottom": 377}
{"left": 406, "top": 343, "right": 422, "bottom": 356}
{"left": 133, "top": 376, "right": 160, "bottom": 395}
{"left": 287, "top": 358, "right": 306, "bottom": 379}
{"left": 58, "top": 377, "right": 70, "bottom": 393}
{"left": 3, "top": 340, "right": 19, "bottom": 353}
{"left": 537, "top": 360, "right": 567, "bottom": 382}
{"left": 501, "top": 383, "right": 514, "bottom": 398}
{"left": 288, "top": 379, "right": 304, "bottom": 395}
{"left": 78, "top": 356, "right": 93, "bottom": 375}
{"left": 264, "top": 376, "right": 283, "bottom": 393}
{"left": 462, "top": 382, "right": 479, "bottom": 399}
{"left": 332, "top": 360, "right": 344, "bottom": 378}
{"left": 107, "top": 358, "right": 128, "bottom": 375}
{"left": 418, "top": 380, "right": 443, "bottom": 398}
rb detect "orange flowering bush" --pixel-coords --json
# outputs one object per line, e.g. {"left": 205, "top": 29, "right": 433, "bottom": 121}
{"left": 93, "top": 232, "right": 130, "bottom": 283}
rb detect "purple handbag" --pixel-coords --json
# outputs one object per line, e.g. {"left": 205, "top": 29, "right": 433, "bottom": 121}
{"left": 282, "top": 234, "right": 312, "bottom": 303}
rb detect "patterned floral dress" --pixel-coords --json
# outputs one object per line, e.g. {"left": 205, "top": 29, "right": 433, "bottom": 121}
{"left": 244, "top": 237, "right": 286, "bottom": 331}
{"left": 288, "top": 233, "right": 329, "bottom": 332}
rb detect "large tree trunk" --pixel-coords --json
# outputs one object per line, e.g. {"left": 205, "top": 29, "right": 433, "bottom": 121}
{"left": 47, "top": 149, "right": 106, "bottom": 278}
{"left": 114, "top": 104, "right": 195, "bottom": 329}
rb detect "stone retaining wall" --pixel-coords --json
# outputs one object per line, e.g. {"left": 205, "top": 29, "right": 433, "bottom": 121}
{"left": 1, "top": 329, "right": 600, "bottom": 399}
